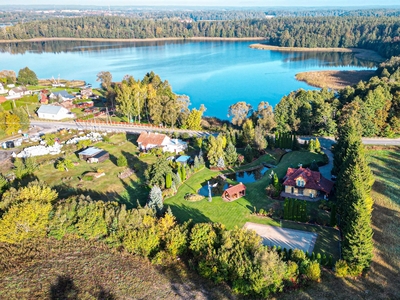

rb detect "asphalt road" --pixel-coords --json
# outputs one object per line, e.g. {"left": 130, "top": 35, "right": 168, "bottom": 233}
{"left": 29, "top": 121, "right": 400, "bottom": 145}
{"left": 30, "top": 120, "right": 209, "bottom": 137}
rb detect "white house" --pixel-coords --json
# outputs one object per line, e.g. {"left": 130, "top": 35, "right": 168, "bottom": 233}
{"left": 0, "top": 83, "right": 7, "bottom": 94}
{"left": 6, "top": 86, "right": 31, "bottom": 99}
{"left": 37, "top": 105, "right": 74, "bottom": 120}
{"left": 49, "top": 90, "right": 75, "bottom": 102}
{"left": 137, "top": 132, "right": 187, "bottom": 153}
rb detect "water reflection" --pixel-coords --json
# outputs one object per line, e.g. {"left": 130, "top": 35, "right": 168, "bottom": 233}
{"left": 226, "top": 166, "right": 269, "bottom": 184}
{"left": 0, "top": 40, "right": 377, "bottom": 68}
{"left": 282, "top": 51, "right": 376, "bottom": 68}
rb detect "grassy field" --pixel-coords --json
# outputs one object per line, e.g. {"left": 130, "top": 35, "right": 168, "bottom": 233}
{"left": 34, "top": 133, "right": 150, "bottom": 208}
{"left": 0, "top": 238, "right": 234, "bottom": 300}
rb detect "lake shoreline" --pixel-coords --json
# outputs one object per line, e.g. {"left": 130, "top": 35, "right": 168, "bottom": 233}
{"left": 0, "top": 37, "right": 266, "bottom": 43}
{"left": 249, "top": 43, "right": 385, "bottom": 63}
{"left": 295, "top": 70, "right": 377, "bottom": 90}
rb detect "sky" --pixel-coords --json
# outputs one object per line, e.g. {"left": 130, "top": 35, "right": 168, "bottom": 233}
{"left": 1, "top": 0, "right": 400, "bottom": 6}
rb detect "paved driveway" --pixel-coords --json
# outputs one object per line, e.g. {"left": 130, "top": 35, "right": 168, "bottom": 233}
{"left": 244, "top": 222, "right": 318, "bottom": 253}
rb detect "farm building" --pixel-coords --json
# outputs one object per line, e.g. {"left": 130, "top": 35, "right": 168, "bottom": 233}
{"left": 78, "top": 147, "right": 109, "bottom": 163}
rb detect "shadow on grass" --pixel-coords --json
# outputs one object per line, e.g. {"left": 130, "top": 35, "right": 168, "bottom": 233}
{"left": 50, "top": 275, "right": 79, "bottom": 300}
{"left": 50, "top": 274, "right": 116, "bottom": 300}
{"left": 53, "top": 177, "right": 149, "bottom": 209}
{"left": 168, "top": 204, "right": 212, "bottom": 224}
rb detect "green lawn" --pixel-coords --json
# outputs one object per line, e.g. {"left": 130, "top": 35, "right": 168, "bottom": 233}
{"left": 34, "top": 133, "right": 150, "bottom": 208}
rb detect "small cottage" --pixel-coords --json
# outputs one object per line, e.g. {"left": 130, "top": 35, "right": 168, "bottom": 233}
{"left": 222, "top": 183, "right": 246, "bottom": 202}
{"left": 78, "top": 147, "right": 109, "bottom": 163}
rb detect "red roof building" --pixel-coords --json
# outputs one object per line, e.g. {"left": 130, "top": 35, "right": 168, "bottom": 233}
{"left": 222, "top": 183, "right": 246, "bottom": 202}
{"left": 282, "top": 167, "right": 334, "bottom": 199}
{"left": 136, "top": 132, "right": 187, "bottom": 153}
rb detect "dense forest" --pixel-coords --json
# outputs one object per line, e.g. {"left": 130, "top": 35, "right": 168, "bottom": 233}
{"left": 273, "top": 57, "right": 400, "bottom": 137}
{"left": 2, "top": 16, "right": 400, "bottom": 58}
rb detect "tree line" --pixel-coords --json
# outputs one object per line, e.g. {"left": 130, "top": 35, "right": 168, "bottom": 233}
{"left": 1, "top": 16, "right": 400, "bottom": 57}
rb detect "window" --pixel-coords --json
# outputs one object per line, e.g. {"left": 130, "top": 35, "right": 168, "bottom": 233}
{"left": 296, "top": 179, "right": 305, "bottom": 187}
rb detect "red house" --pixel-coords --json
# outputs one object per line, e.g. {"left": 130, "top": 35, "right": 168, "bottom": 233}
{"left": 282, "top": 167, "right": 334, "bottom": 199}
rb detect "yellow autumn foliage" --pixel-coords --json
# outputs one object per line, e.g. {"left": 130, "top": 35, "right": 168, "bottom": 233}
{"left": 0, "top": 201, "right": 52, "bottom": 244}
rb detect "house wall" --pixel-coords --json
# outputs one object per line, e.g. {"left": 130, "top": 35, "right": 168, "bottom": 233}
{"left": 284, "top": 185, "right": 318, "bottom": 197}
{"left": 38, "top": 111, "right": 73, "bottom": 120}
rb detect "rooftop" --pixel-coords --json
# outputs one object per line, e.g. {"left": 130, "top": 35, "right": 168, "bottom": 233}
{"left": 37, "top": 105, "right": 64, "bottom": 115}
{"left": 283, "top": 167, "right": 334, "bottom": 194}
{"left": 78, "top": 147, "right": 103, "bottom": 156}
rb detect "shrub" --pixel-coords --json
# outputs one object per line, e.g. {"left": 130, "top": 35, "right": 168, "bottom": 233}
{"left": 117, "top": 155, "right": 128, "bottom": 167}
{"left": 83, "top": 175, "right": 93, "bottom": 181}
{"left": 304, "top": 261, "right": 321, "bottom": 282}
{"left": 162, "top": 188, "right": 175, "bottom": 198}
{"left": 285, "top": 261, "right": 299, "bottom": 281}
{"left": 291, "top": 249, "right": 306, "bottom": 263}
{"left": 335, "top": 259, "right": 349, "bottom": 277}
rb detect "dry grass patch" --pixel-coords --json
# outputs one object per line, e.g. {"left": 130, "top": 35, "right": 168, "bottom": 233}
{"left": 0, "top": 238, "right": 235, "bottom": 300}
{"left": 296, "top": 70, "right": 376, "bottom": 89}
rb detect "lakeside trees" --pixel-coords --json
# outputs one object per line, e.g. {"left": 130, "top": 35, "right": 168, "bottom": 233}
{"left": 2, "top": 16, "right": 400, "bottom": 58}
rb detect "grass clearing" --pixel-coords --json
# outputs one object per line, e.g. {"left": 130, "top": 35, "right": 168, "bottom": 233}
{"left": 34, "top": 133, "right": 150, "bottom": 208}
{"left": 166, "top": 150, "right": 328, "bottom": 236}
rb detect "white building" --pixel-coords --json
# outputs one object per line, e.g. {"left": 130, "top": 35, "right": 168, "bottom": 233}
{"left": 137, "top": 132, "right": 187, "bottom": 153}
{"left": 6, "top": 86, "right": 31, "bottom": 99}
{"left": 0, "top": 83, "right": 7, "bottom": 94}
{"left": 37, "top": 105, "right": 74, "bottom": 120}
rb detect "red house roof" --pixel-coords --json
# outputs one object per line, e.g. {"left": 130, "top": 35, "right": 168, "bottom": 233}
{"left": 224, "top": 183, "right": 246, "bottom": 196}
{"left": 283, "top": 167, "right": 334, "bottom": 194}
{"left": 137, "top": 132, "right": 167, "bottom": 148}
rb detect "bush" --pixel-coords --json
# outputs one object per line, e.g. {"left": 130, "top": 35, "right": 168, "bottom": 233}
{"left": 162, "top": 188, "right": 175, "bottom": 198}
{"left": 291, "top": 249, "right": 306, "bottom": 263}
{"left": 304, "top": 261, "right": 321, "bottom": 282}
{"left": 117, "top": 155, "right": 128, "bottom": 167}
{"left": 335, "top": 259, "right": 349, "bottom": 277}
{"left": 285, "top": 261, "right": 299, "bottom": 281}
{"left": 83, "top": 175, "right": 93, "bottom": 181}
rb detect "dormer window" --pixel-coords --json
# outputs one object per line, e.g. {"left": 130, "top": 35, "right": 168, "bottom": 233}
{"left": 296, "top": 179, "right": 305, "bottom": 187}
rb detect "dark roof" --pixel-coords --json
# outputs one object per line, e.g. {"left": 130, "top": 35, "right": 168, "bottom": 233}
{"left": 224, "top": 183, "right": 246, "bottom": 196}
{"left": 283, "top": 167, "right": 334, "bottom": 194}
{"left": 92, "top": 150, "right": 109, "bottom": 159}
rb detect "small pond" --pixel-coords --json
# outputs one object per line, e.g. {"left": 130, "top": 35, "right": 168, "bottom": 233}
{"left": 226, "top": 166, "right": 269, "bottom": 184}
{"left": 198, "top": 166, "right": 269, "bottom": 197}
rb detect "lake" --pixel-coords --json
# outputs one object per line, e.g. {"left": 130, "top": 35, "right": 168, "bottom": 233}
{"left": 0, "top": 40, "right": 376, "bottom": 119}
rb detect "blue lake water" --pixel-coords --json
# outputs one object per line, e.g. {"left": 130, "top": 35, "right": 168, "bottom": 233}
{"left": 0, "top": 40, "right": 376, "bottom": 119}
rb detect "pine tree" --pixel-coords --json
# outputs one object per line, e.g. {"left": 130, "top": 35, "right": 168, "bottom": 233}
{"left": 315, "top": 138, "right": 321, "bottom": 153}
{"left": 172, "top": 172, "right": 181, "bottom": 187}
{"left": 335, "top": 107, "right": 374, "bottom": 273}
{"left": 193, "top": 155, "right": 200, "bottom": 170}
{"left": 148, "top": 185, "right": 163, "bottom": 214}
{"left": 225, "top": 142, "right": 238, "bottom": 166}
{"left": 165, "top": 173, "right": 172, "bottom": 189}
{"left": 308, "top": 139, "right": 316, "bottom": 152}
{"left": 217, "top": 156, "right": 225, "bottom": 168}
